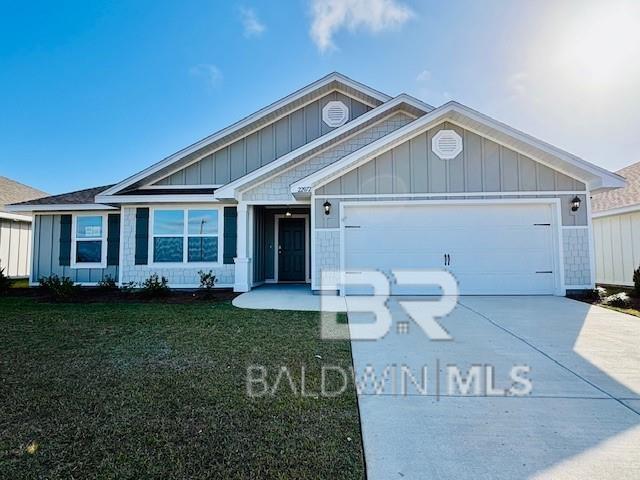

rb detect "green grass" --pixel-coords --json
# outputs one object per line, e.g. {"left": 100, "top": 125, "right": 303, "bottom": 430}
{"left": 0, "top": 298, "right": 364, "bottom": 479}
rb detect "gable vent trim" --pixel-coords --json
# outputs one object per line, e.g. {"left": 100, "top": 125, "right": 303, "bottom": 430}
{"left": 432, "top": 129, "right": 463, "bottom": 159}
{"left": 322, "top": 101, "right": 349, "bottom": 128}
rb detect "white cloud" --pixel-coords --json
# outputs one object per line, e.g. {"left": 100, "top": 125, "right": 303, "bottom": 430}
{"left": 416, "top": 69, "right": 431, "bottom": 82}
{"left": 310, "top": 0, "right": 413, "bottom": 52}
{"left": 240, "top": 7, "right": 266, "bottom": 38}
{"left": 189, "top": 64, "right": 223, "bottom": 88}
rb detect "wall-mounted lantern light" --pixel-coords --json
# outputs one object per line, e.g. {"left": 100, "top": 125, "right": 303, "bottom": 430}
{"left": 571, "top": 196, "right": 581, "bottom": 212}
{"left": 285, "top": 208, "right": 292, "bottom": 217}
{"left": 323, "top": 201, "right": 332, "bottom": 215}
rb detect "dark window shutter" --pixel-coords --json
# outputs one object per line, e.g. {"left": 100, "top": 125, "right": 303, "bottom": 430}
{"left": 135, "top": 208, "right": 149, "bottom": 265}
{"left": 107, "top": 214, "right": 121, "bottom": 266}
{"left": 59, "top": 214, "right": 72, "bottom": 266}
{"left": 223, "top": 207, "right": 237, "bottom": 264}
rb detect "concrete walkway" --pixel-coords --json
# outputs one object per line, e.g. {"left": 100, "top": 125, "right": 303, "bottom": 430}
{"left": 232, "top": 284, "right": 346, "bottom": 311}
{"left": 351, "top": 296, "right": 640, "bottom": 479}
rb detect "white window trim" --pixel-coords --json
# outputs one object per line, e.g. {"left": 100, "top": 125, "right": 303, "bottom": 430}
{"left": 148, "top": 205, "right": 224, "bottom": 267}
{"left": 71, "top": 213, "right": 108, "bottom": 269}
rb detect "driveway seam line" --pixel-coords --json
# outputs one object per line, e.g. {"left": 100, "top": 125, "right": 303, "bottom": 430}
{"left": 458, "top": 301, "right": 640, "bottom": 417}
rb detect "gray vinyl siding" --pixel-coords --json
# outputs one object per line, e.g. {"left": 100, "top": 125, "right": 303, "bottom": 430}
{"left": 155, "top": 92, "right": 372, "bottom": 186}
{"left": 0, "top": 219, "right": 31, "bottom": 278}
{"left": 31, "top": 214, "right": 118, "bottom": 284}
{"left": 316, "top": 122, "right": 587, "bottom": 195}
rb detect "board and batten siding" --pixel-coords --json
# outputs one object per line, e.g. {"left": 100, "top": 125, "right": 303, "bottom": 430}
{"left": 313, "top": 122, "right": 588, "bottom": 229}
{"left": 594, "top": 211, "right": 640, "bottom": 286}
{"left": 310, "top": 121, "right": 592, "bottom": 291}
{"left": 31, "top": 214, "right": 118, "bottom": 284}
{"left": 316, "top": 122, "right": 586, "bottom": 196}
{"left": 0, "top": 218, "right": 31, "bottom": 277}
{"left": 154, "top": 92, "right": 372, "bottom": 186}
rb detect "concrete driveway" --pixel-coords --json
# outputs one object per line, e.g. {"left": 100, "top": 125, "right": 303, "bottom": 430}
{"left": 349, "top": 296, "right": 640, "bottom": 479}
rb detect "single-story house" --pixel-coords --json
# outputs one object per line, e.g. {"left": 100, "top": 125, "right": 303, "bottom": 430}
{"left": 7, "top": 72, "right": 625, "bottom": 295}
{"left": 591, "top": 161, "right": 640, "bottom": 286}
{"left": 0, "top": 176, "right": 47, "bottom": 278}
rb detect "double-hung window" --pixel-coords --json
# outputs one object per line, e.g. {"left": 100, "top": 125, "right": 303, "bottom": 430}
{"left": 72, "top": 214, "right": 107, "bottom": 268}
{"left": 152, "top": 208, "right": 220, "bottom": 264}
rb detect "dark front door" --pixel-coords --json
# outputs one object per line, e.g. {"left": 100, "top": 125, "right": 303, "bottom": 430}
{"left": 278, "top": 218, "right": 306, "bottom": 282}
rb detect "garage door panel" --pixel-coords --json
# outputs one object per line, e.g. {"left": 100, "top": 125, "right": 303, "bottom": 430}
{"left": 343, "top": 203, "right": 558, "bottom": 295}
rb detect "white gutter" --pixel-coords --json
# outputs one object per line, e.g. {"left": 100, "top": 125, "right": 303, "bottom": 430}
{"left": 592, "top": 203, "right": 640, "bottom": 218}
{"left": 94, "top": 194, "right": 220, "bottom": 204}
{"left": 0, "top": 211, "right": 32, "bottom": 221}
{"left": 5, "top": 203, "right": 118, "bottom": 212}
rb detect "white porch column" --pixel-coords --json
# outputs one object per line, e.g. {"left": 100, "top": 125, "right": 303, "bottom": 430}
{"left": 234, "top": 202, "right": 252, "bottom": 292}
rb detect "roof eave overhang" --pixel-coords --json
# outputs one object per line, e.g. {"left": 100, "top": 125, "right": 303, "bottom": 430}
{"left": 94, "top": 194, "right": 221, "bottom": 204}
{"left": 101, "top": 73, "right": 395, "bottom": 197}
{"left": 0, "top": 211, "right": 32, "bottom": 221}
{"left": 593, "top": 203, "right": 640, "bottom": 218}
{"left": 213, "top": 94, "right": 433, "bottom": 201}
{"left": 5, "top": 203, "right": 118, "bottom": 213}
{"left": 291, "top": 102, "right": 625, "bottom": 198}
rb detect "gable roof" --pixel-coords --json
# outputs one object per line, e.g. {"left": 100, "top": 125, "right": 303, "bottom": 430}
{"left": 99, "top": 72, "right": 393, "bottom": 198}
{"left": 592, "top": 161, "right": 640, "bottom": 215}
{"left": 7, "top": 185, "right": 118, "bottom": 212}
{"left": 0, "top": 176, "right": 47, "bottom": 211}
{"left": 0, "top": 176, "right": 48, "bottom": 219}
{"left": 212, "top": 93, "right": 433, "bottom": 200}
{"left": 291, "top": 101, "right": 625, "bottom": 197}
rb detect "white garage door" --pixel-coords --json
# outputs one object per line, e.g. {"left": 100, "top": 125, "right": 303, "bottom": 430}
{"left": 343, "top": 202, "right": 558, "bottom": 295}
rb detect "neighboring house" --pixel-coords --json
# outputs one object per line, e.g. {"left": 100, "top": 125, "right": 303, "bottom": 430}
{"left": 7, "top": 72, "right": 624, "bottom": 295}
{"left": 0, "top": 176, "right": 47, "bottom": 277}
{"left": 591, "top": 161, "right": 640, "bottom": 286}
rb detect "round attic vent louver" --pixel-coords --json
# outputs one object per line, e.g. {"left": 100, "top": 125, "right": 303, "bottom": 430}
{"left": 322, "top": 101, "right": 349, "bottom": 128}
{"left": 432, "top": 130, "right": 463, "bottom": 159}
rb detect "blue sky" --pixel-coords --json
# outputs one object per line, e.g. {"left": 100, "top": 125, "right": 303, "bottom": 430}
{"left": 2, "top": 0, "right": 639, "bottom": 194}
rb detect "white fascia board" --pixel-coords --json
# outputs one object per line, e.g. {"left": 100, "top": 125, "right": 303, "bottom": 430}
{"left": 94, "top": 194, "right": 219, "bottom": 204}
{"left": 0, "top": 211, "right": 32, "bottom": 221}
{"left": 592, "top": 203, "right": 640, "bottom": 218}
{"left": 6, "top": 203, "right": 118, "bottom": 212}
{"left": 100, "top": 73, "right": 392, "bottom": 197}
{"left": 444, "top": 102, "right": 626, "bottom": 189}
{"left": 213, "top": 94, "right": 432, "bottom": 200}
{"left": 291, "top": 101, "right": 625, "bottom": 195}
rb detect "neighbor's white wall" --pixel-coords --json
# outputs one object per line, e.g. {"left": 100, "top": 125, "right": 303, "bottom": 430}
{"left": 593, "top": 211, "right": 640, "bottom": 286}
{"left": 0, "top": 218, "right": 31, "bottom": 278}
{"left": 120, "top": 207, "right": 235, "bottom": 287}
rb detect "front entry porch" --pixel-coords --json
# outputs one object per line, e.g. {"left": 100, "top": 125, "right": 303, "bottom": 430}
{"left": 234, "top": 204, "right": 311, "bottom": 292}
{"left": 232, "top": 283, "right": 345, "bottom": 311}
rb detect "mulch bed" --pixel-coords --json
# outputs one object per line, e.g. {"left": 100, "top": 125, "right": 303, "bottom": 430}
{"left": 3, "top": 287, "right": 238, "bottom": 304}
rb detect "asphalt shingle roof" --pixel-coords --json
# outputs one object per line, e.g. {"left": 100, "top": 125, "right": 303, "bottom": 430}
{"left": 592, "top": 162, "right": 640, "bottom": 213}
{"left": 0, "top": 176, "right": 48, "bottom": 213}
{"left": 9, "top": 185, "right": 113, "bottom": 206}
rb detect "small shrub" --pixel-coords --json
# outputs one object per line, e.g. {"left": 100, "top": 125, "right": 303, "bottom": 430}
{"left": 603, "top": 292, "right": 631, "bottom": 308}
{"left": 97, "top": 275, "right": 117, "bottom": 291}
{"left": 0, "top": 268, "right": 11, "bottom": 295}
{"left": 580, "top": 288, "right": 603, "bottom": 303}
{"left": 38, "top": 275, "right": 79, "bottom": 300}
{"left": 198, "top": 270, "right": 216, "bottom": 290}
{"left": 140, "top": 274, "right": 169, "bottom": 297}
{"left": 633, "top": 266, "right": 640, "bottom": 297}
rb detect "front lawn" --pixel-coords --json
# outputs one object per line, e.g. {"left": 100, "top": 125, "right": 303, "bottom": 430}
{"left": 0, "top": 297, "right": 364, "bottom": 479}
